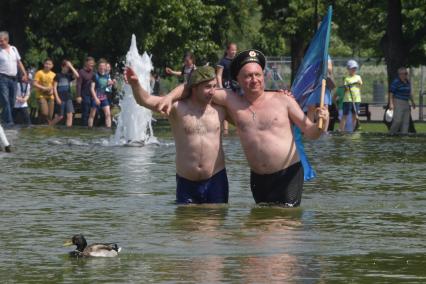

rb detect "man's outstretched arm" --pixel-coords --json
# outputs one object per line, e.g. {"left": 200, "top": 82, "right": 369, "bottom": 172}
{"left": 126, "top": 67, "right": 167, "bottom": 113}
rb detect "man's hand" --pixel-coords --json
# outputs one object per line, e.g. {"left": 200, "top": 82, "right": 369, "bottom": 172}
{"left": 125, "top": 67, "right": 139, "bottom": 85}
{"left": 95, "top": 98, "right": 101, "bottom": 106}
{"left": 277, "top": 89, "right": 295, "bottom": 99}
{"left": 156, "top": 96, "right": 173, "bottom": 116}
{"left": 165, "top": 67, "right": 173, "bottom": 75}
{"left": 316, "top": 106, "right": 329, "bottom": 131}
{"left": 21, "top": 74, "right": 28, "bottom": 83}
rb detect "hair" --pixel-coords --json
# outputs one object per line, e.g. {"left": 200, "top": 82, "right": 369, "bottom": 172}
{"left": 97, "top": 58, "right": 108, "bottom": 65}
{"left": 61, "top": 59, "right": 68, "bottom": 67}
{"left": 224, "top": 42, "right": 237, "bottom": 57}
{"left": 398, "top": 67, "right": 407, "bottom": 73}
{"left": 85, "top": 56, "right": 95, "bottom": 63}
{"left": 183, "top": 51, "right": 196, "bottom": 65}
{"left": 44, "top": 58, "right": 53, "bottom": 63}
{"left": 0, "top": 31, "right": 9, "bottom": 39}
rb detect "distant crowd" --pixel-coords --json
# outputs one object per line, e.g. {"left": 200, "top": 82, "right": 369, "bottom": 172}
{"left": 0, "top": 29, "right": 416, "bottom": 135}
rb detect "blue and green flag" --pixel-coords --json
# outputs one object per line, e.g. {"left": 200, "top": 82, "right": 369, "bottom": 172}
{"left": 291, "top": 6, "right": 333, "bottom": 181}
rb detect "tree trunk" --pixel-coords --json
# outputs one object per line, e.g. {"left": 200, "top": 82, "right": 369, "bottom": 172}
{"left": 290, "top": 36, "right": 306, "bottom": 83}
{"left": 381, "top": 0, "right": 407, "bottom": 86}
{"left": 0, "top": 0, "right": 28, "bottom": 53}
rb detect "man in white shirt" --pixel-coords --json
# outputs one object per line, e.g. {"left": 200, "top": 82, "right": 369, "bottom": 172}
{"left": 0, "top": 31, "right": 28, "bottom": 126}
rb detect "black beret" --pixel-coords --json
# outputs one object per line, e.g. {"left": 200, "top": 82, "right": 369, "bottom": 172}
{"left": 230, "top": 49, "right": 266, "bottom": 80}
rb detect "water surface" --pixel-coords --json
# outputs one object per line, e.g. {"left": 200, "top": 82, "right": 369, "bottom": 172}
{"left": 1, "top": 125, "right": 425, "bottom": 283}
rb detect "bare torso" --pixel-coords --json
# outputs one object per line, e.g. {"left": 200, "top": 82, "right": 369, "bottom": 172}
{"left": 223, "top": 90, "right": 299, "bottom": 174}
{"left": 170, "top": 99, "right": 226, "bottom": 181}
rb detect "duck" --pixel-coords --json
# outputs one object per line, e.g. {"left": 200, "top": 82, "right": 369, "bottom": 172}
{"left": 64, "top": 234, "right": 121, "bottom": 257}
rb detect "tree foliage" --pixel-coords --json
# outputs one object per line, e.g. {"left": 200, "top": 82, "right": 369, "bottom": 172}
{"left": 1, "top": 0, "right": 426, "bottom": 83}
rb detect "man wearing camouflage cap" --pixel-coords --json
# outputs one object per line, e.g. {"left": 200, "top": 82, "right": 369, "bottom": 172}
{"left": 126, "top": 65, "right": 229, "bottom": 204}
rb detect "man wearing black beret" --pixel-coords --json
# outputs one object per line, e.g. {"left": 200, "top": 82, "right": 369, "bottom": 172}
{"left": 161, "top": 49, "right": 329, "bottom": 207}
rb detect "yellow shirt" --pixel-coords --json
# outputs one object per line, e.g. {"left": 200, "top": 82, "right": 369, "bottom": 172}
{"left": 34, "top": 70, "right": 56, "bottom": 100}
{"left": 344, "top": 74, "right": 362, "bottom": 102}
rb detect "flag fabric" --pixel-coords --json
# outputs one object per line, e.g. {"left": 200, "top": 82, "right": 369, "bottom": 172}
{"left": 291, "top": 6, "right": 333, "bottom": 109}
{"left": 291, "top": 6, "right": 333, "bottom": 181}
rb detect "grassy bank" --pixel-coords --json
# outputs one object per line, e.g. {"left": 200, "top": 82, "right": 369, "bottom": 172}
{"left": 346, "top": 121, "right": 426, "bottom": 133}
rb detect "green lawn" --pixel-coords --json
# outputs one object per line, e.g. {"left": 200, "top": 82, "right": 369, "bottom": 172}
{"left": 350, "top": 121, "right": 426, "bottom": 133}
{"left": 153, "top": 114, "right": 426, "bottom": 134}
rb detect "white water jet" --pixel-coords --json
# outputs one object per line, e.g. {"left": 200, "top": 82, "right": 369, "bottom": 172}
{"left": 111, "top": 34, "right": 157, "bottom": 146}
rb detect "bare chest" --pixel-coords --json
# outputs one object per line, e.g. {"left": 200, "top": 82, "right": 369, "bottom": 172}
{"left": 234, "top": 101, "right": 289, "bottom": 133}
{"left": 178, "top": 109, "right": 222, "bottom": 136}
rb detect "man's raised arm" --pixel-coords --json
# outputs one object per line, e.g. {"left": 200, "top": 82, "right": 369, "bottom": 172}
{"left": 126, "top": 67, "right": 166, "bottom": 113}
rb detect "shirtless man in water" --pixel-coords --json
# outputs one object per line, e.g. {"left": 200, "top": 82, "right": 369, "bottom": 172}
{"left": 162, "top": 50, "right": 329, "bottom": 207}
{"left": 126, "top": 66, "right": 228, "bottom": 204}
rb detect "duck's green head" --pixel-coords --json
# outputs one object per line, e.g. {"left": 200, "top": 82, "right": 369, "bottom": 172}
{"left": 64, "top": 234, "right": 88, "bottom": 251}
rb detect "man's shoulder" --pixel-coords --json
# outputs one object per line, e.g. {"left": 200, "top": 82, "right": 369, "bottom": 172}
{"left": 265, "top": 90, "right": 291, "bottom": 100}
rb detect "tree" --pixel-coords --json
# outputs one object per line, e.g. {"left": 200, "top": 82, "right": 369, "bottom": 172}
{"left": 259, "top": 0, "right": 333, "bottom": 81}
{"left": 381, "top": 0, "right": 426, "bottom": 84}
{"left": 2, "top": 0, "right": 223, "bottom": 70}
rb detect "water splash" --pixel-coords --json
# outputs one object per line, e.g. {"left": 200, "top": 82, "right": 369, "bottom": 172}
{"left": 111, "top": 34, "right": 157, "bottom": 146}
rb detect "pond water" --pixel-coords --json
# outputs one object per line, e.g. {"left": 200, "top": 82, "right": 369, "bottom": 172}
{"left": 1, "top": 124, "right": 425, "bottom": 283}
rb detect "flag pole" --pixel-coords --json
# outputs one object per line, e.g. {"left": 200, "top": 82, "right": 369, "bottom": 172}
{"left": 318, "top": 78, "right": 327, "bottom": 130}
{"left": 318, "top": 6, "right": 332, "bottom": 130}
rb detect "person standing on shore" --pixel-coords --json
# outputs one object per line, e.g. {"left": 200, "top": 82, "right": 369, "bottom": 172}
{"left": 0, "top": 123, "right": 12, "bottom": 152}
{"left": 339, "top": 59, "right": 362, "bottom": 132}
{"left": 33, "top": 58, "right": 56, "bottom": 124}
{"left": 0, "top": 31, "right": 28, "bottom": 127}
{"left": 216, "top": 42, "right": 238, "bottom": 134}
{"left": 50, "top": 60, "right": 79, "bottom": 127}
{"left": 76, "top": 57, "right": 95, "bottom": 126}
{"left": 388, "top": 67, "right": 416, "bottom": 134}
{"left": 165, "top": 52, "right": 196, "bottom": 84}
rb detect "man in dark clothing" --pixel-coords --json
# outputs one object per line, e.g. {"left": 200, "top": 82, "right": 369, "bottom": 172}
{"left": 76, "top": 57, "right": 95, "bottom": 126}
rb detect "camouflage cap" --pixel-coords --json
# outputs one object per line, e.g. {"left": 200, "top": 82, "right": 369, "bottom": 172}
{"left": 230, "top": 49, "right": 266, "bottom": 80}
{"left": 188, "top": 66, "right": 216, "bottom": 88}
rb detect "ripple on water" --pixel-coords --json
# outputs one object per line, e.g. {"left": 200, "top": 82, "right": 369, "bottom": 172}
{"left": 0, "top": 128, "right": 425, "bottom": 282}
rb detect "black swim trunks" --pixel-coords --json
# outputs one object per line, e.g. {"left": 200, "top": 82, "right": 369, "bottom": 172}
{"left": 176, "top": 168, "right": 229, "bottom": 204}
{"left": 250, "top": 162, "right": 304, "bottom": 207}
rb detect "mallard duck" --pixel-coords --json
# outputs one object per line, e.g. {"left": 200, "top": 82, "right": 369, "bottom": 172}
{"left": 64, "top": 234, "right": 121, "bottom": 257}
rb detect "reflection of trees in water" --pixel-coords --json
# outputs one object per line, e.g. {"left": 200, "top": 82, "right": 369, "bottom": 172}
{"left": 170, "top": 205, "right": 229, "bottom": 233}
{"left": 235, "top": 207, "right": 317, "bottom": 283}
{"left": 160, "top": 205, "right": 229, "bottom": 282}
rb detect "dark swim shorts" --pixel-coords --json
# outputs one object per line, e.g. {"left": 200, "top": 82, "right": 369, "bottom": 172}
{"left": 250, "top": 162, "right": 304, "bottom": 207}
{"left": 176, "top": 168, "right": 229, "bottom": 204}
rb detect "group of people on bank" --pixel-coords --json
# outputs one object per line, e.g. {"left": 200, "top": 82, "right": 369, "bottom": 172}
{"left": 331, "top": 60, "right": 415, "bottom": 134}
{"left": 0, "top": 31, "right": 117, "bottom": 132}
